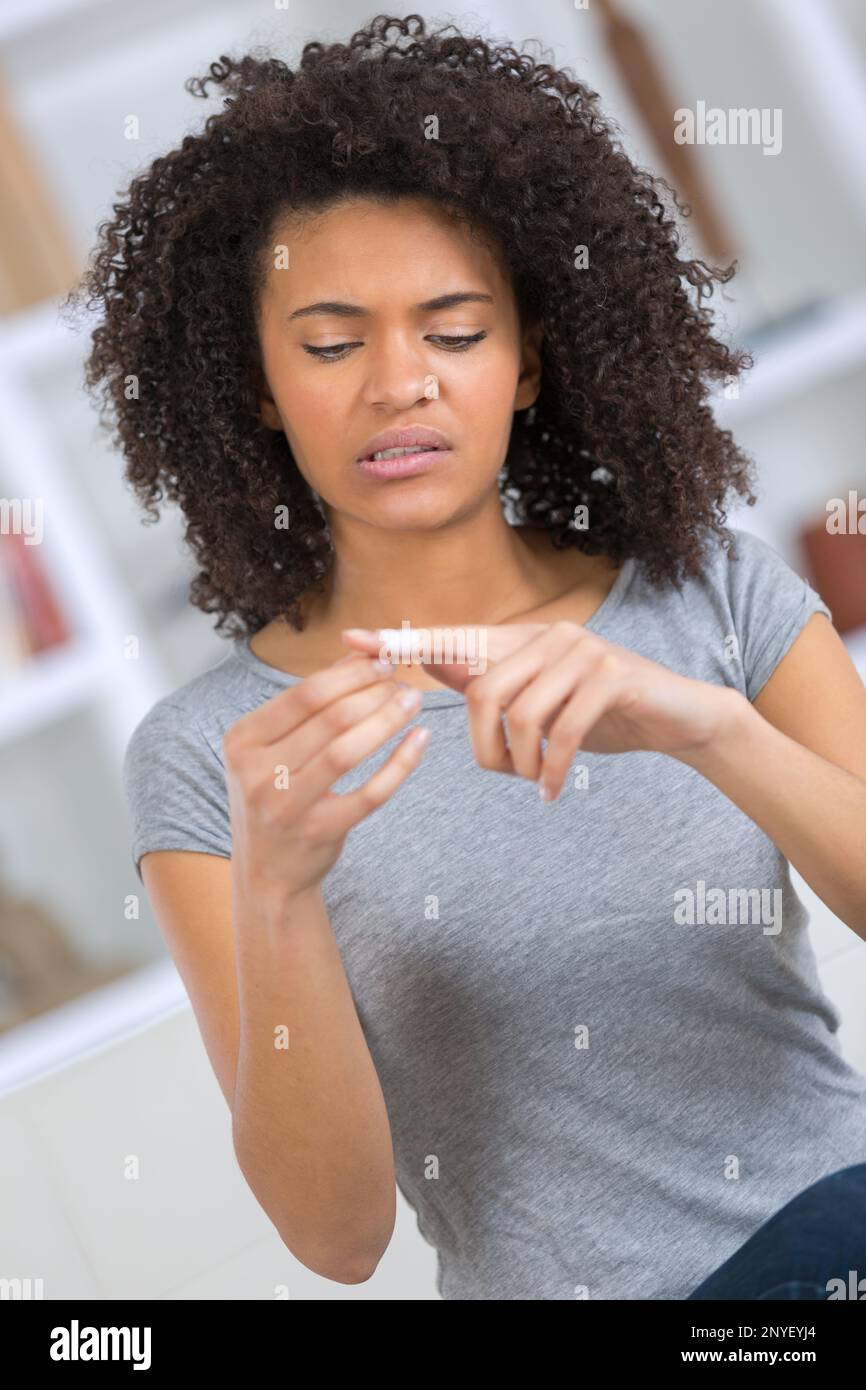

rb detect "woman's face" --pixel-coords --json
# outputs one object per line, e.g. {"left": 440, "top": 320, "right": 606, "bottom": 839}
{"left": 256, "top": 195, "right": 542, "bottom": 532}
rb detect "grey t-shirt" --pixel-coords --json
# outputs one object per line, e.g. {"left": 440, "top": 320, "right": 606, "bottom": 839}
{"left": 123, "top": 526, "right": 866, "bottom": 1299}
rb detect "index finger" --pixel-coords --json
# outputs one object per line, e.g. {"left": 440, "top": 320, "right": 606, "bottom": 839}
{"left": 341, "top": 623, "right": 550, "bottom": 674}
{"left": 229, "top": 650, "right": 392, "bottom": 748}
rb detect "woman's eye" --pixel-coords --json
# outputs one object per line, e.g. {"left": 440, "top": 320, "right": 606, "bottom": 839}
{"left": 303, "top": 331, "right": 487, "bottom": 362}
{"left": 431, "top": 332, "right": 487, "bottom": 351}
{"left": 303, "top": 342, "right": 361, "bottom": 361}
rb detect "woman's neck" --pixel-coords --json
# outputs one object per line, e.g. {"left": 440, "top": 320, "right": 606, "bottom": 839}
{"left": 306, "top": 510, "right": 600, "bottom": 632}
{"left": 249, "top": 520, "right": 622, "bottom": 687}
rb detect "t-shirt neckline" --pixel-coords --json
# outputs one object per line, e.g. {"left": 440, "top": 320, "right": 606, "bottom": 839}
{"left": 232, "top": 554, "right": 635, "bottom": 707}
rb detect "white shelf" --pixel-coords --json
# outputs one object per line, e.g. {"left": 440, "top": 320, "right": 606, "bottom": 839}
{"left": 0, "top": 958, "right": 187, "bottom": 1097}
{"left": 712, "top": 289, "right": 866, "bottom": 424}
{"left": 0, "top": 316, "right": 168, "bottom": 765}
{"left": 0, "top": 638, "right": 109, "bottom": 747}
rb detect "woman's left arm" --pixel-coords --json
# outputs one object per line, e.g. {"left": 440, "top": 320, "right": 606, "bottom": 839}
{"left": 680, "top": 612, "right": 866, "bottom": 942}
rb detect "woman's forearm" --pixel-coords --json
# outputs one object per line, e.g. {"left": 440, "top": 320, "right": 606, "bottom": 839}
{"left": 680, "top": 691, "right": 866, "bottom": 941}
{"left": 230, "top": 876, "right": 396, "bottom": 1282}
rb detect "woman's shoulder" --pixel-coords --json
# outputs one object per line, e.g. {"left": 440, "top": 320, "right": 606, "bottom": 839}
{"left": 700, "top": 522, "right": 795, "bottom": 579}
{"left": 696, "top": 523, "right": 830, "bottom": 622}
{"left": 121, "top": 643, "right": 267, "bottom": 878}
{"left": 631, "top": 522, "right": 833, "bottom": 703}
{"left": 123, "top": 640, "right": 270, "bottom": 781}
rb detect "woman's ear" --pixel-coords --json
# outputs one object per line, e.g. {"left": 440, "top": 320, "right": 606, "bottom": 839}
{"left": 259, "top": 388, "right": 283, "bottom": 432}
{"left": 515, "top": 317, "right": 543, "bottom": 411}
{"left": 254, "top": 363, "right": 283, "bottom": 431}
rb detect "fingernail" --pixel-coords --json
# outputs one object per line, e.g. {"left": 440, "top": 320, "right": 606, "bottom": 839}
{"left": 538, "top": 782, "right": 552, "bottom": 801}
{"left": 342, "top": 628, "right": 375, "bottom": 639}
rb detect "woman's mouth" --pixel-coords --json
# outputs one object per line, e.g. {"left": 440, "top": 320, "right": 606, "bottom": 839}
{"left": 356, "top": 445, "right": 453, "bottom": 480}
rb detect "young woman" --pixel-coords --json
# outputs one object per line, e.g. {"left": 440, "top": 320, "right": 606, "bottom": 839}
{"left": 69, "top": 15, "right": 866, "bottom": 1300}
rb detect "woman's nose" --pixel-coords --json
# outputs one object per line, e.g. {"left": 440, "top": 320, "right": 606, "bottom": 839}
{"left": 361, "top": 337, "right": 440, "bottom": 408}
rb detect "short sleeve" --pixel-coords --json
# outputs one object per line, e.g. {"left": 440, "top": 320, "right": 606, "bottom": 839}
{"left": 724, "top": 528, "right": 833, "bottom": 702}
{"left": 122, "top": 697, "right": 233, "bottom": 882}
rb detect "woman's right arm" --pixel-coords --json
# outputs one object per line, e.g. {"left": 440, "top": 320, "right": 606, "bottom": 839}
{"left": 139, "top": 652, "right": 430, "bottom": 1284}
{"left": 230, "top": 877, "right": 398, "bottom": 1285}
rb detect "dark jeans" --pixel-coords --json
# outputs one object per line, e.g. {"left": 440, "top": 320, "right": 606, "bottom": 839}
{"left": 687, "top": 1162, "right": 866, "bottom": 1299}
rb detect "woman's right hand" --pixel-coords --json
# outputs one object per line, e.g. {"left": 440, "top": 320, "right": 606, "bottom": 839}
{"left": 223, "top": 652, "right": 430, "bottom": 902}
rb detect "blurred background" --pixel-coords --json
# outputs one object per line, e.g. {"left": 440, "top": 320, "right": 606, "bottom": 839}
{"left": 1, "top": 0, "right": 865, "bottom": 1300}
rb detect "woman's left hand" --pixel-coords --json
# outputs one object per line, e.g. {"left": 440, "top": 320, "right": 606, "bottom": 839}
{"left": 341, "top": 621, "right": 742, "bottom": 800}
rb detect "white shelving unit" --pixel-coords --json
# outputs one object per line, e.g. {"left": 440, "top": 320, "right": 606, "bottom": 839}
{"left": 0, "top": 303, "right": 168, "bottom": 760}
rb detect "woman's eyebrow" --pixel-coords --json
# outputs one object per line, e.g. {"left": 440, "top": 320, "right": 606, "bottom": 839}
{"left": 286, "top": 291, "right": 494, "bottom": 322}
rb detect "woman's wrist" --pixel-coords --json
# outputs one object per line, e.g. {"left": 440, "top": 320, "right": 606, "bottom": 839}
{"left": 232, "top": 861, "right": 324, "bottom": 927}
{"left": 675, "top": 685, "right": 755, "bottom": 775}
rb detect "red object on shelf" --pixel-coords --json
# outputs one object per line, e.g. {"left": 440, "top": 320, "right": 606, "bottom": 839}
{"left": 800, "top": 506, "right": 866, "bottom": 637}
{"left": 1, "top": 530, "right": 71, "bottom": 655}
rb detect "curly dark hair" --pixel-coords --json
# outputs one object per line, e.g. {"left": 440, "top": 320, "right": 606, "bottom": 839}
{"left": 64, "top": 11, "right": 758, "bottom": 639}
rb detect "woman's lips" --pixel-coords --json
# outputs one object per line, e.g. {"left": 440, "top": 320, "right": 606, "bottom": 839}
{"left": 356, "top": 448, "right": 453, "bottom": 480}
